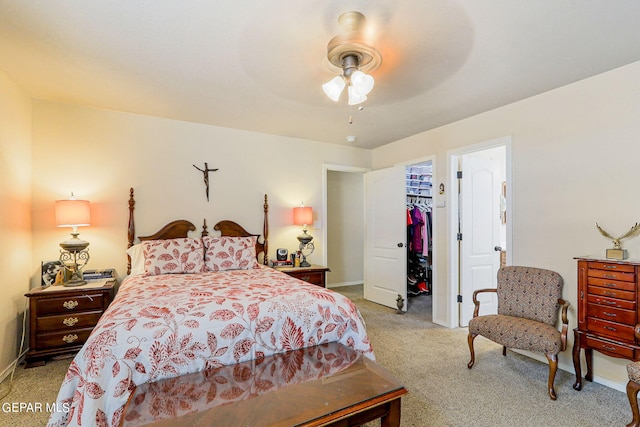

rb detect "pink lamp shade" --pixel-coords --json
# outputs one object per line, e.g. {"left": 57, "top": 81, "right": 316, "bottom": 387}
{"left": 293, "top": 206, "right": 312, "bottom": 226}
{"left": 55, "top": 199, "right": 90, "bottom": 227}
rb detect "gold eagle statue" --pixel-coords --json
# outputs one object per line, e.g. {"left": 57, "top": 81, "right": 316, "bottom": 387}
{"left": 595, "top": 222, "right": 640, "bottom": 250}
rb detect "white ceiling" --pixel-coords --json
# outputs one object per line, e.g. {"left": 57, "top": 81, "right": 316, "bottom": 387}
{"left": 1, "top": 1, "right": 639, "bottom": 149}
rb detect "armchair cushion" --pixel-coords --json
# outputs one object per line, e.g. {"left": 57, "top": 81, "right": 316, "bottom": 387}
{"left": 468, "top": 314, "right": 563, "bottom": 354}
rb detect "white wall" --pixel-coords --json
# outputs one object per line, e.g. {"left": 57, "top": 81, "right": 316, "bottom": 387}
{"left": 0, "top": 70, "right": 32, "bottom": 377}
{"left": 30, "top": 101, "right": 372, "bottom": 284}
{"left": 372, "top": 60, "right": 640, "bottom": 390}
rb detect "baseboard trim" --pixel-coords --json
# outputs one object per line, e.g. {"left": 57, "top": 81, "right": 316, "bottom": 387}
{"left": 0, "top": 349, "right": 27, "bottom": 383}
{"left": 327, "top": 281, "right": 363, "bottom": 289}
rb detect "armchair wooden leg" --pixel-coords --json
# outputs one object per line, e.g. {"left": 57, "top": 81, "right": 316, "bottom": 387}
{"left": 467, "top": 333, "right": 477, "bottom": 369}
{"left": 502, "top": 346, "right": 507, "bottom": 356}
{"left": 545, "top": 353, "right": 558, "bottom": 400}
{"left": 627, "top": 380, "right": 640, "bottom": 427}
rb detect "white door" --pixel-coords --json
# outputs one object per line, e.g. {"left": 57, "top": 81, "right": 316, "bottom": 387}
{"left": 459, "top": 154, "right": 502, "bottom": 326}
{"left": 364, "top": 166, "right": 407, "bottom": 311}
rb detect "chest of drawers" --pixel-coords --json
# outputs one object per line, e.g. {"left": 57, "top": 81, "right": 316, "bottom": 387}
{"left": 573, "top": 257, "right": 640, "bottom": 390}
{"left": 24, "top": 280, "right": 116, "bottom": 367}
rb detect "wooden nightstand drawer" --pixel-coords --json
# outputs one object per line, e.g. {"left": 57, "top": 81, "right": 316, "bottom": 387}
{"left": 274, "top": 265, "right": 330, "bottom": 287}
{"left": 37, "top": 292, "right": 106, "bottom": 316}
{"left": 36, "top": 327, "right": 95, "bottom": 350}
{"left": 36, "top": 311, "right": 104, "bottom": 332}
{"left": 290, "top": 271, "right": 324, "bottom": 286}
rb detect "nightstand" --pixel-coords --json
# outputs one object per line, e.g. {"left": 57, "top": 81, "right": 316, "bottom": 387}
{"left": 24, "top": 279, "right": 116, "bottom": 368}
{"left": 274, "top": 265, "right": 330, "bottom": 287}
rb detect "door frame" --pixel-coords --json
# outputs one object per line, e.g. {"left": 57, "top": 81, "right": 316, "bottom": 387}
{"left": 322, "top": 164, "right": 370, "bottom": 268}
{"left": 447, "top": 136, "right": 513, "bottom": 328}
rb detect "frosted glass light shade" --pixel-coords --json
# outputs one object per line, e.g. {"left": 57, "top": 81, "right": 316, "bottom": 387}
{"left": 293, "top": 206, "right": 313, "bottom": 226}
{"left": 348, "top": 86, "right": 367, "bottom": 105}
{"left": 322, "top": 76, "right": 346, "bottom": 102}
{"left": 55, "top": 199, "right": 90, "bottom": 227}
{"left": 350, "top": 71, "right": 374, "bottom": 96}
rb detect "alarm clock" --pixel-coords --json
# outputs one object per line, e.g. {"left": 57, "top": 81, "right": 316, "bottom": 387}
{"left": 276, "top": 248, "right": 288, "bottom": 261}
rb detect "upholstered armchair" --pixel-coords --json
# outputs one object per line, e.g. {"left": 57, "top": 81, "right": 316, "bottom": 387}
{"left": 467, "top": 266, "right": 570, "bottom": 400}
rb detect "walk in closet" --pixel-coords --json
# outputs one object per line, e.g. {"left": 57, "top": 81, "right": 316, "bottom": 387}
{"left": 406, "top": 162, "right": 432, "bottom": 297}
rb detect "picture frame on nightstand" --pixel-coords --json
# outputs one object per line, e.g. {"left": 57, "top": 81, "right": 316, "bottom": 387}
{"left": 41, "top": 260, "right": 63, "bottom": 287}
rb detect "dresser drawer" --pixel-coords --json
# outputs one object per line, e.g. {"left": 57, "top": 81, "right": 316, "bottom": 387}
{"left": 36, "top": 311, "right": 104, "bottom": 332}
{"left": 588, "top": 277, "right": 636, "bottom": 292}
{"left": 37, "top": 293, "right": 106, "bottom": 316}
{"left": 588, "top": 268, "right": 635, "bottom": 283}
{"left": 587, "top": 294, "right": 636, "bottom": 311}
{"left": 35, "top": 327, "right": 94, "bottom": 350}
{"left": 588, "top": 261, "right": 636, "bottom": 274}
{"left": 587, "top": 317, "right": 635, "bottom": 342}
{"left": 588, "top": 285, "right": 635, "bottom": 301}
{"left": 584, "top": 335, "right": 635, "bottom": 359}
{"left": 587, "top": 304, "right": 636, "bottom": 325}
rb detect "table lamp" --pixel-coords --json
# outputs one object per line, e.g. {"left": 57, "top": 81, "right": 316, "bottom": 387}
{"left": 55, "top": 194, "right": 91, "bottom": 286}
{"left": 293, "top": 204, "right": 314, "bottom": 267}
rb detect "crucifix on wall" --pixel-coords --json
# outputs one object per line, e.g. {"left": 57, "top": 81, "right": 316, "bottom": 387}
{"left": 193, "top": 162, "right": 219, "bottom": 201}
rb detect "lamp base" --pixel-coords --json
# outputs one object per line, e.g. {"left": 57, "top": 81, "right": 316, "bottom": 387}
{"left": 63, "top": 279, "right": 87, "bottom": 287}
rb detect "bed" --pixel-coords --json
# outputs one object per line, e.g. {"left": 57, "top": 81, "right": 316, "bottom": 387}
{"left": 48, "top": 189, "right": 374, "bottom": 427}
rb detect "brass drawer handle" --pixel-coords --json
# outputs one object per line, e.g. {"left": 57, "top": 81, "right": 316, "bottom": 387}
{"left": 63, "top": 300, "right": 79, "bottom": 310}
{"left": 301, "top": 275, "right": 311, "bottom": 282}
{"left": 62, "top": 334, "right": 78, "bottom": 344}
{"left": 603, "top": 274, "right": 617, "bottom": 279}
{"left": 603, "top": 291, "right": 616, "bottom": 297}
{"left": 602, "top": 345, "right": 618, "bottom": 351}
{"left": 604, "top": 326, "right": 617, "bottom": 331}
{"left": 602, "top": 312, "right": 617, "bottom": 317}
{"left": 63, "top": 317, "right": 79, "bottom": 327}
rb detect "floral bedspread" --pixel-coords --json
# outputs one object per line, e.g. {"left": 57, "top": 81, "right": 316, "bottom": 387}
{"left": 48, "top": 265, "right": 373, "bottom": 427}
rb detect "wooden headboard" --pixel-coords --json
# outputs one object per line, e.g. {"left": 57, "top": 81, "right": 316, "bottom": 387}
{"left": 127, "top": 188, "right": 269, "bottom": 274}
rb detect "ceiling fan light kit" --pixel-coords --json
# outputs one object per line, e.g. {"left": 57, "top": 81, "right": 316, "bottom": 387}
{"left": 323, "top": 11, "right": 382, "bottom": 105}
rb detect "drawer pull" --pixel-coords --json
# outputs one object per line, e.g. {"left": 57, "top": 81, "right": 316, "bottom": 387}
{"left": 602, "top": 300, "right": 617, "bottom": 306}
{"left": 301, "top": 276, "right": 311, "bottom": 282}
{"left": 604, "top": 326, "right": 617, "bottom": 331}
{"left": 602, "top": 345, "right": 618, "bottom": 351}
{"left": 63, "top": 317, "right": 79, "bottom": 327}
{"left": 604, "top": 265, "right": 618, "bottom": 269}
{"left": 62, "top": 334, "right": 78, "bottom": 344}
{"left": 63, "top": 300, "right": 79, "bottom": 310}
{"left": 603, "top": 291, "right": 616, "bottom": 297}
{"left": 603, "top": 274, "right": 616, "bottom": 279}
{"left": 602, "top": 312, "right": 617, "bottom": 317}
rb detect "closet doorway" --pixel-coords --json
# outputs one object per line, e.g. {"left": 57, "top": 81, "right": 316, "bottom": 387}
{"left": 405, "top": 159, "right": 434, "bottom": 319}
{"left": 322, "top": 165, "right": 368, "bottom": 289}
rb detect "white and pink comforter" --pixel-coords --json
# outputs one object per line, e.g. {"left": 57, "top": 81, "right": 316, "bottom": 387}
{"left": 48, "top": 265, "right": 373, "bottom": 427}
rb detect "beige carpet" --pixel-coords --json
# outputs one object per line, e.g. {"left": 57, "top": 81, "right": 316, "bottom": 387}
{"left": 0, "top": 285, "right": 632, "bottom": 426}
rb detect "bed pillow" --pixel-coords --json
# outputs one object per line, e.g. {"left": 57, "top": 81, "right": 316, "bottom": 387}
{"left": 203, "top": 236, "right": 259, "bottom": 271}
{"left": 126, "top": 244, "right": 145, "bottom": 276}
{"left": 142, "top": 238, "right": 205, "bottom": 275}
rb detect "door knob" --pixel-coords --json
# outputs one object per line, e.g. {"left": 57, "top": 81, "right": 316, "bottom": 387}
{"left": 494, "top": 246, "right": 502, "bottom": 252}
{"left": 397, "top": 243, "right": 404, "bottom": 248}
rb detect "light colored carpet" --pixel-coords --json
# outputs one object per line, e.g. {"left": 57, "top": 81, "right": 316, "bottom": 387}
{"left": 0, "top": 285, "right": 632, "bottom": 426}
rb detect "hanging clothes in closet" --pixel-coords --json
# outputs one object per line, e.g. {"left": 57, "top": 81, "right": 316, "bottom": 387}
{"left": 406, "top": 196, "right": 432, "bottom": 296}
